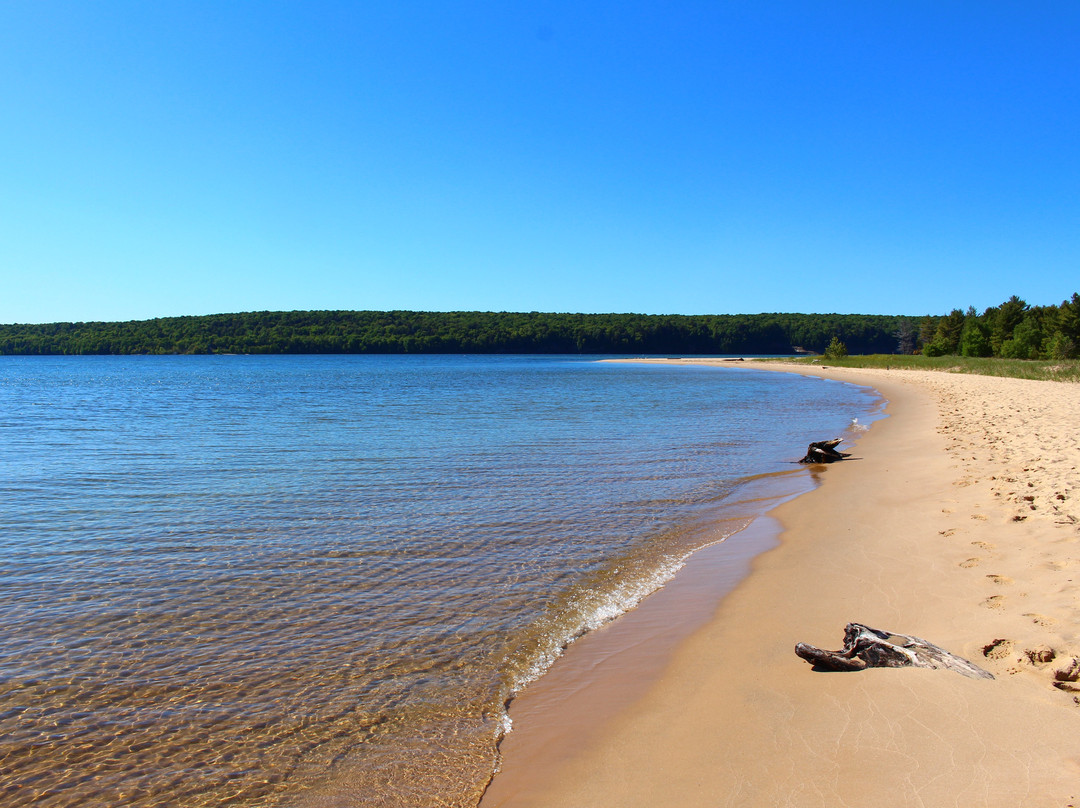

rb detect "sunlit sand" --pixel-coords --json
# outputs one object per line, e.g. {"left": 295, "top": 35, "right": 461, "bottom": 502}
{"left": 484, "top": 361, "right": 1080, "bottom": 807}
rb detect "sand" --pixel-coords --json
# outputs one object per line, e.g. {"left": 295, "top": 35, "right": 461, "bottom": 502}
{"left": 481, "top": 361, "right": 1080, "bottom": 808}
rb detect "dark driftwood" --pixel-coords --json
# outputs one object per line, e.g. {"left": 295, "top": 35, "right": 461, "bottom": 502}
{"left": 795, "top": 623, "right": 994, "bottom": 680}
{"left": 798, "top": 438, "right": 851, "bottom": 464}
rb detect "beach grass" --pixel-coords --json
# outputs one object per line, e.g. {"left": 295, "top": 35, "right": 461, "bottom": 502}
{"left": 769, "top": 354, "right": 1080, "bottom": 382}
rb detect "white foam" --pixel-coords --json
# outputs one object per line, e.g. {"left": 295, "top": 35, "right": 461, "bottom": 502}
{"left": 508, "top": 548, "right": 704, "bottom": 695}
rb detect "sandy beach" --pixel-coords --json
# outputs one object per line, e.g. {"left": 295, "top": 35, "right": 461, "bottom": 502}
{"left": 482, "top": 360, "right": 1080, "bottom": 808}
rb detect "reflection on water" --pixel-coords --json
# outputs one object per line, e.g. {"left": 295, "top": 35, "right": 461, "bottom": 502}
{"left": 0, "top": 355, "right": 877, "bottom": 806}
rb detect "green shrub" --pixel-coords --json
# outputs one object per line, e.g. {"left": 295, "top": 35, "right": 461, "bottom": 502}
{"left": 923, "top": 339, "right": 949, "bottom": 357}
{"left": 824, "top": 336, "right": 848, "bottom": 359}
{"left": 1045, "top": 332, "right": 1078, "bottom": 360}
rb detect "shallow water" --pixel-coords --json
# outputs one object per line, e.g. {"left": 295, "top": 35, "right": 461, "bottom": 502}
{"left": 0, "top": 355, "right": 877, "bottom": 807}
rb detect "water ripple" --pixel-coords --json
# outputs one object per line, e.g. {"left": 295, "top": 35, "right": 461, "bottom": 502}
{"left": 0, "top": 355, "right": 877, "bottom": 807}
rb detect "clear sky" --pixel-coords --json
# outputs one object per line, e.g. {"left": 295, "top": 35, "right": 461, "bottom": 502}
{"left": 2, "top": 2, "right": 1077, "bottom": 323}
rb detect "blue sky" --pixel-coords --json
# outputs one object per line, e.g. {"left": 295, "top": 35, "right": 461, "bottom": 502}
{"left": 2, "top": 2, "right": 1077, "bottom": 323}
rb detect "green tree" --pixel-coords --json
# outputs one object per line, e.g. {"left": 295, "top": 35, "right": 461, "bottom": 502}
{"left": 824, "top": 336, "right": 848, "bottom": 359}
{"left": 923, "top": 308, "right": 966, "bottom": 356}
{"left": 990, "top": 295, "right": 1028, "bottom": 355}
{"left": 917, "top": 316, "right": 938, "bottom": 353}
{"left": 1044, "top": 332, "right": 1077, "bottom": 360}
{"left": 1050, "top": 293, "right": 1080, "bottom": 350}
{"left": 1000, "top": 314, "right": 1043, "bottom": 359}
{"left": 959, "top": 316, "right": 992, "bottom": 357}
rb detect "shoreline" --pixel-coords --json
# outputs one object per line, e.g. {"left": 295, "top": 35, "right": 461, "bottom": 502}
{"left": 480, "top": 360, "right": 883, "bottom": 803}
{"left": 482, "top": 360, "right": 1080, "bottom": 807}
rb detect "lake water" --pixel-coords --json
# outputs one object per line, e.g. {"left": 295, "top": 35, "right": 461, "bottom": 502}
{"left": 0, "top": 355, "right": 878, "bottom": 807}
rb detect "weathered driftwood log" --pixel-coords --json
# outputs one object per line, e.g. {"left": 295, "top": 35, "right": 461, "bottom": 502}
{"left": 798, "top": 438, "right": 851, "bottom": 464}
{"left": 795, "top": 623, "right": 994, "bottom": 680}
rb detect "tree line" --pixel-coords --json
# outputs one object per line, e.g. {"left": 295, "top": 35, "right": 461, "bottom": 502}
{"left": 0, "top": 310, "right": 907, "bottom": 356}
{"left": 0, "top": 297, "right": 1074, "bottom": 357}
{"left": 915, "top": 293, "right": 1079, "bottom": 359}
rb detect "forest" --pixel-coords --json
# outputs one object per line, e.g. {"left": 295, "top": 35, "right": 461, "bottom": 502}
{"left": 913, "top": 293, "right": 1079, "bottom": 360}
{"left": 0, "top": 311, "right": 906, "bottom": 355}
{"left": 0, "top": 294, "right": 1075, "bottom": 357}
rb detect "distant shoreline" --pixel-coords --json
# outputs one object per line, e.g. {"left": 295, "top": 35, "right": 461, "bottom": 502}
{"left": 0, "top": 310, "right": 909, "bottom": 356}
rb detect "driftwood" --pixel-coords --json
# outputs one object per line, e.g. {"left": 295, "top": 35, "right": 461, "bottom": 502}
{"left": 798, "top": 438, "right": 851, "bottom": 464}
{"left": 795, "top": 623, "right": 994, "bottom": 680}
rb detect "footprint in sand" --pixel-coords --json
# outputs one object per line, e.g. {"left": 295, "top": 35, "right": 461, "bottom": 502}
{"left": 1024, "top": 613, "right": 1058, "bottom": 628}
{"left": 983, "top": 638, "right": 1014, "bottom": 659}
{"left": 940, "top": 528, "right": 957, "bottom": 537}
{"left": 972, "top": 541, "right": 995, "bottom": 551}
{"left": 982, "top": 595, "right": 1006, "bottom": 610}
{"left": 1026, "top": 646, "right": 1057, "bottom": 665}
{"left": 1055, "top": 658, "right": 1080, "bottom": 685}
{"left": 986, "top": 574, "right": 1013, "bottom": 585}
{"left": 960, "top": 558, "right": 981, "bottom": 568}
{"left": 971, "top": 514, "right": 988, "bottom": 521}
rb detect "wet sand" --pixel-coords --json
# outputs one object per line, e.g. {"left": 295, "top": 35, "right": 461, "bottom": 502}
{"left": 482, "top": 361, "right": 1080, "bottom": 808}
